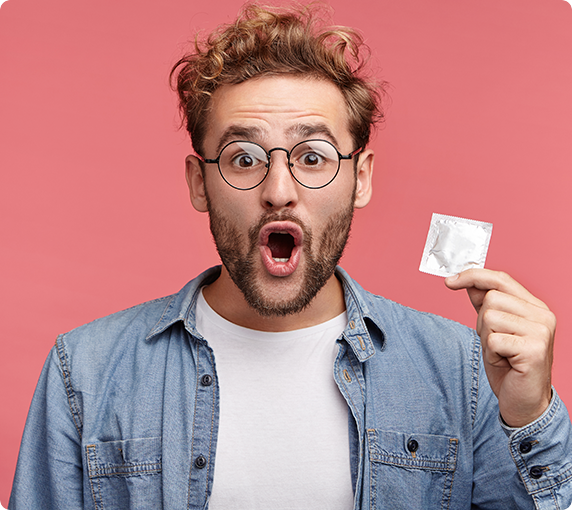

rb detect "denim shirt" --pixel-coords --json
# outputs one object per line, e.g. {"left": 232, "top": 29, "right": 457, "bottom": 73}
{"left": 10, "top": 266, "right": 572, "bottom": 510}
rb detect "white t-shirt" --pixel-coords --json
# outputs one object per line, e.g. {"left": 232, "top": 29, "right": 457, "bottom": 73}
{"left": 196, "top": 289, "right": 354, "bottom": 510}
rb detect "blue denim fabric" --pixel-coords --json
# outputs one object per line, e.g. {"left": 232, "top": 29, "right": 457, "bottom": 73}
{"left": 10, "top": 266, "right": 572, "bottom": 509}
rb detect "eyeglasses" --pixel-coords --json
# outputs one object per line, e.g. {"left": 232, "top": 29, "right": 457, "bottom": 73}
{"left": 197, "top": 139, "right": 362, "bottom": 190}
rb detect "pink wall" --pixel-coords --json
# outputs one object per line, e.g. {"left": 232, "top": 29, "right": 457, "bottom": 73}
{"left": 1, "top": 0, "right": 571, "bottom": 504}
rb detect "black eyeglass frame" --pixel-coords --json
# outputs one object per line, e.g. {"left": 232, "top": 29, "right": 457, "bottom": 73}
{"left": 196, "top": 139, "right": 363, "bottom": 191}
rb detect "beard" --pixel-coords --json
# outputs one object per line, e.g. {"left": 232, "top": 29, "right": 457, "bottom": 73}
{"left": 206, "top": 198, "right": 355, "bottom": 317}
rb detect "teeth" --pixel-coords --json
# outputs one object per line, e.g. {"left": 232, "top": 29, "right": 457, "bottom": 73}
{"left": 273, "top": 257, "right": 289, "bottom": 263}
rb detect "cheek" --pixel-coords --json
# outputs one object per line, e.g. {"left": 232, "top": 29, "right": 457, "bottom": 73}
{"left": 207, "top": 188, "right": 259, "bottom": 224}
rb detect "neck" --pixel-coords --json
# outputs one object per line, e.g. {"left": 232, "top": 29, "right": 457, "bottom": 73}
{"left": 202, "top": 266, "right": 346, "bottom": 332}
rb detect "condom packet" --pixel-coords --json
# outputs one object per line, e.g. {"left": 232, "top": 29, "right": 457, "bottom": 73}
{"left": 419, "top": 213, "right": 493, "bottom": 277}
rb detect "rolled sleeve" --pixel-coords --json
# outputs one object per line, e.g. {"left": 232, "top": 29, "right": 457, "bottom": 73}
{"left": 502, "top": 389, "right": 572, "bottom": 509}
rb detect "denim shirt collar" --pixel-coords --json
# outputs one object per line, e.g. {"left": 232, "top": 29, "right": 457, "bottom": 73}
{"left": 145, "top": 265, "right": 384, "bottom": 362}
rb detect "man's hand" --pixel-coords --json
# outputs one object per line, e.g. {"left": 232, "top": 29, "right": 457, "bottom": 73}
{"left": 445, "top": 269, "right": 556, "bottom": 428}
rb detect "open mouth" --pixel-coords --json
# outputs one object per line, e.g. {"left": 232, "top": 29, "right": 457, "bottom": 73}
{"left": 267, "top": 232, "right": 295, "bottom": 262}
{"left": 258, "top": 222, "right": 303, "bottom": 277}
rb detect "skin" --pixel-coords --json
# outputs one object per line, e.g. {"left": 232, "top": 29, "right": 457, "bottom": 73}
{"left": 446, "top": 269, "right": 556, "bottom": 427}
{"left": 186, "top": 74, "right": 556, "bottom": 429}
{"left": 185, "top": 75, "right": 374, "bottom": 332}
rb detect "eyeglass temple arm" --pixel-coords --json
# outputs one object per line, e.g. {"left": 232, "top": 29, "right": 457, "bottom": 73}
{"left": 339, "top": 147, "right": 364, "bottom": 160}
{"left": 194, "top": 153, "right": 219, "bottom": 164}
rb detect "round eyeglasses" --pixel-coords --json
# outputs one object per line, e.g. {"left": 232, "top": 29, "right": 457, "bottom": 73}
{"left": 197, "top": 139, "right": 362, "bottom": 190}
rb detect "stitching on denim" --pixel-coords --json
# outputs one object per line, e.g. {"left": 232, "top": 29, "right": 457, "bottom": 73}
{"left": 368, "top": 430, "right": 459, "bottom": 508}
{"left": 552, "top": 487, "right": 560, "bottom": 510}
{"left": 369, "top": 436, "right": 458, "bottom": 472}
{"left": 55, "top": 335, "right": 83, "bottom": 439}
{"left": 517, "top": 396, "right": 561, "bottom": 440}
{"left": 372, "top": 456, "right": 455, "bottom": 471}
{"left": 347, "top": 353, "right": 365, "bottom": 400}
{"left": 335, "top": 342, "right": 363, "bottom": 435}
{"left": 338, "top": 342, "right": 362, "bottom": 503}
{"left": 527, "top": 466, "right": 572, "bottom": 495}
{"left": 367, "top": 430, "right": 376, "bottom": 509}
{"left": 470, "top": 331, "right": 480, "bottom": 428}
{"left": 442, "top": 438, "right": 458, "bottom": 510}
{"left": 508, "top": 395, "right": 568, "bottom": 494}
{"left": 187, "top": 348, "right": 201, "bottom": 510}
{"left": 204, "top": 347, "right": 217, "bottom": 504}
{"left": 341, "top": 283, "right": 377, "bottom": 360}
{"left": 86, "top": 445, "right": 103, "bottom": 510}
{"left": 340, "top": 369, "right": 362, "bottom": 435}
{"left": 89, "top": 462, "right": 162, "bottom": 478}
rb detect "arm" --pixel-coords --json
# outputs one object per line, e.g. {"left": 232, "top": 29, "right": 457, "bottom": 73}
{"left": 9, "top": 343, "right": 84, "bottom": 509}
{"left": 446, "top": 269, "right": 572, "bottom": 508}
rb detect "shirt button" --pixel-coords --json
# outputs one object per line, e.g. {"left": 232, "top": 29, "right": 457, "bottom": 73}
{"left": 520, "top": 441, "right": 533, "bottom": 454}
{"left": 195, "top": 455, "right": 207, "bottom": 469}
{"left": 407, "top": 439, "right": 419, "bottom": 453}
{"left": 201, "top": 374, "right": 213, "bottom": 386}
{"left": 530, "top": 466, "right": 544, "bottom": 479}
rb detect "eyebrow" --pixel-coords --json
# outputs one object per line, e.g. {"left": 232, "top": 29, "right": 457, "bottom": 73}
{"left": 214, "top": 122, "right": 341, "bottom": 155}
{"left": 215, "top": 126, "right": 264, "bottom": 155}
{"left": 285, "top": 123, "right": 340, "bottom": 148}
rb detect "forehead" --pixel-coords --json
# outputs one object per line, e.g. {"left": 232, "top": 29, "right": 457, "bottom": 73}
{"left": 205, "top": 76, "right": 351, "bottom": 147}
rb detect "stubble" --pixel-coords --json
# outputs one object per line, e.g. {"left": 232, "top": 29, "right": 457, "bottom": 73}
{"left": 207, "top": 202, "right": 354, "bottom": 317}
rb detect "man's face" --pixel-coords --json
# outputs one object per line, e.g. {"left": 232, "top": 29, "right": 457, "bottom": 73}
{"left": 188, "top": 75, "right": 372, "bottom": 316}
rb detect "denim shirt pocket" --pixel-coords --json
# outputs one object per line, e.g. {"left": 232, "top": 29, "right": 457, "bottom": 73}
{"left": 367, "top": 429, "right": 459, "bottom": 510}
{"left": 85, "top": 437, "right": 162, "bottom": 510}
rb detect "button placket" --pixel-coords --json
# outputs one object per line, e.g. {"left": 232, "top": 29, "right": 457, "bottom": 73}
{"left": 187, "top": 344, "right": 219, "bottom": 509}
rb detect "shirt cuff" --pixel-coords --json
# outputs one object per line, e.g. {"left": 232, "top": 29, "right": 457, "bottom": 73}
{"left": 501, "top": 388, "right": 572, "bottom": 504}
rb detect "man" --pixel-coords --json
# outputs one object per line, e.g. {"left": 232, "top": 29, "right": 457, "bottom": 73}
{"left": 10, "top": 3, "right": 571, "bottom": 509}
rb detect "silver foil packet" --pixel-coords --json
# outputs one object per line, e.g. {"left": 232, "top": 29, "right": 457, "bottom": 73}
{"left": 419, "top": 213, "right": 493, "bottom": 277}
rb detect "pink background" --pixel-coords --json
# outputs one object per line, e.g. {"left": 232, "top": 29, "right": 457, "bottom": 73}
{"left": 1, "top": 0, "right": 571, "bottom": 504}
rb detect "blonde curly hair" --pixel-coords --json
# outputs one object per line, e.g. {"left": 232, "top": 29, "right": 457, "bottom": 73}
{"left": 170, "top": 3, "right": 384, "bottom": 155}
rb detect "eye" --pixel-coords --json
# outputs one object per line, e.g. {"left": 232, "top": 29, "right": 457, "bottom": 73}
{"left": 299, "top": 152, "right": 325, "bottom": 166}
{"left": 232, "top": 152, "right": 263, "bottom": 168}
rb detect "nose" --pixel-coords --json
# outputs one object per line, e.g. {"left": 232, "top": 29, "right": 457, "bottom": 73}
{"left": 259, "top": 148, "right": 299, "bottom": 209}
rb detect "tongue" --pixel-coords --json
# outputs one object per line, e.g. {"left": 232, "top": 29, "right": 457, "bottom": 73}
{"left": 267, "top": 233, "right": 295, "bottom": 259}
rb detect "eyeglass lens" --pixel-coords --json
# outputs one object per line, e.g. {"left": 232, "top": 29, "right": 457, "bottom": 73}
{"left": 217, "top": 140, "right": 341, "bottom": 190}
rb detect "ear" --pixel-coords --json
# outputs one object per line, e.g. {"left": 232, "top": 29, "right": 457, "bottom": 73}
{"left": 353, "top": 149, "right": 374, "bottom": 209}
{"left": 185, "top": 155, "right": 209, "bottom": 213}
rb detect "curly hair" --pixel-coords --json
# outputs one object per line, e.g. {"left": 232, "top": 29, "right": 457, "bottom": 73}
{"left": 170, "top": 2, "right": 385, "bottom": 155}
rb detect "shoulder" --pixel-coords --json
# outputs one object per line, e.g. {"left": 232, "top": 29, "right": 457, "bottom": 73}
{"left": 53, "top": 268, "right": 223, "bottom": 390}
{"left": 369, "top": 292, "right": 478, "bottom": 356}
{"left": 58, "top": 267, "right": 220, "bottom": 358}
{"left": 339, "top": 267, "right": 476, "bottom": 344}
{"left": 369, "top": 292, "right": 475, "bottom": 340}
{"left": 339, "top": 268, "right": 480, "bottom": 366}
{"left": 53, "top": 294, "right": 177, "bottom": 388}
{"left": 60, "top": 293, "right": 175, "bottom": 351}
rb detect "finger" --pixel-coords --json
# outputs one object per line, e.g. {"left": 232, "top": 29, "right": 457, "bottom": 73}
{"left": 480, "top": 333, "right": 514, "bottom": 369}
{"left": 465, "top": 287, "right": 488, "bottom": 314}
{"left": 445, "top": 269, "right": 549, "bottom": 310}
{"left": 482, "top": 331, "right": 552, "bottom": 373}
{"left": 479, "top": 289, "right": 556, "bottom": 326}
{"left": 480, "top": 307, "right": 553, "bottom": 339}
